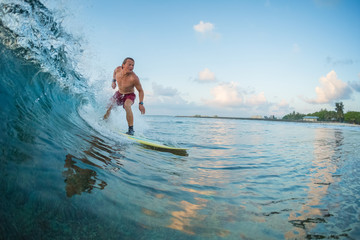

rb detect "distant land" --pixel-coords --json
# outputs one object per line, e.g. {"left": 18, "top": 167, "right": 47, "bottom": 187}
{"left": 177, "top": 104, "right": 360, "bottom": 126}
{"left": 176, "top": 115, "right": 360, "bottom": 126}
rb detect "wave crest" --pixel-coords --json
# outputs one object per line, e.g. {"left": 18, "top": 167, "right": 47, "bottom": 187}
{"left": 0, "top": 0, "right": 87, "bottom": 93}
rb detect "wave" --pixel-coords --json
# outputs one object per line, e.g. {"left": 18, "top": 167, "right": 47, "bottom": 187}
{"left": 0, "top": 0, "right": 101, "bottom": 163}
{"left": 1, "top": 2, "right": 187, "bottom": 238}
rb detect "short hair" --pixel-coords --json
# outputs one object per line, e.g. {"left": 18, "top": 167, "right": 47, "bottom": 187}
{"left": 122, "top": 57, "right": 134, "bottom": 66}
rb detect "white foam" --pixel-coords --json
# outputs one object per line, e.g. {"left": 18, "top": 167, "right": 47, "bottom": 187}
{"left": 78, "top": 102, "right": 149, "bottom": 142}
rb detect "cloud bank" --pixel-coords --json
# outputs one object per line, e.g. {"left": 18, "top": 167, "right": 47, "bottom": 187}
{"left": 203, "top": 82, "right": 292, "bottom": 117}
{"left": 147, "top": 82, "right": 189, "bottom": 106}
{"left": 205, "top": 82, "right": 270, "bottom": 108}
{"left": 152, "top": 82, "right": 179, "bottom": 97}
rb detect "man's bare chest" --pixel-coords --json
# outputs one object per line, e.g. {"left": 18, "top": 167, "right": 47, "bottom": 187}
{"left": 117, "top": 75, "right": 134, "bottom": 86}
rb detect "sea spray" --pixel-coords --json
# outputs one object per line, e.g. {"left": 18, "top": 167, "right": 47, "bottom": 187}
{"left": 0, "top": 0, "right": 87, "bottom": 93}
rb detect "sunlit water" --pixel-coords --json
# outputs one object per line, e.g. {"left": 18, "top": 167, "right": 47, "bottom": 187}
{"left": 2, "top": 114, "right": 360, "bottom": 239}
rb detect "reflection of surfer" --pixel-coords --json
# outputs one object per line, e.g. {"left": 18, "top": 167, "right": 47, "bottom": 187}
{"left": 63, "top": 154, "right": 107, "bottom": 197}
{"left": 62, "top": 136, "right": 120, "bottom": 197}
{"left": 103, "top": 57, "right": 145, "bottom": 135}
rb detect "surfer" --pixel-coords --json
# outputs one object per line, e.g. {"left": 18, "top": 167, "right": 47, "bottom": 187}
{"left": 103, "top": 57, "right": 145, "bottom": 135}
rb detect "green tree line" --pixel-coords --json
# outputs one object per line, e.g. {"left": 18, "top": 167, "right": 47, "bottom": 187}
{"left": 282, "top": 102, "right": 360, "bottom": 124}
{"left": 344, "top": 112, "right": 360, "bottom": 124}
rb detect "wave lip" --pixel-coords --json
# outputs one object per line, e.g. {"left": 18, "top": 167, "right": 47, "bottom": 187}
{"left": 0, "top": 0, "right": 87, "bottom": 93}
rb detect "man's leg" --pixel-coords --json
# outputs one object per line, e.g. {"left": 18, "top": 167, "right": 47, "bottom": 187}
{"left": 104, "top": 92, "right": 118, "bottom": 120}
{"left": 103, "top": 104, "right": 113, "bottom": 120}
{"left": 124, "top": 99, "right": 134, "bottom": 134}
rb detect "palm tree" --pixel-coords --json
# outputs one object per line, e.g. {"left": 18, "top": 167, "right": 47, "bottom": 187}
{"left": 335, "top": 102, "right": 344, "bottom": 122}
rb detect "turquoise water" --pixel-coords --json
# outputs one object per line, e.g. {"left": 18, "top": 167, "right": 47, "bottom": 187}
{"left": 2, "top": 113, "right": 360, "bottom": 239}
{"left": 1, "top": 1, "right": 360, "bottom": 239}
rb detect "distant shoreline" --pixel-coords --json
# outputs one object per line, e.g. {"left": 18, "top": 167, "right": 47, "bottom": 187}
{"left": 176, "top": 115, "right": 360, "bottom": 127}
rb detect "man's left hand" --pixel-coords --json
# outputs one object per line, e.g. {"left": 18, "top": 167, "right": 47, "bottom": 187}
{"left": 139, "top": 104, "right": 145, "bottom": 114}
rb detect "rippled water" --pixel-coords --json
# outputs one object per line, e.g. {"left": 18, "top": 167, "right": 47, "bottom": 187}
{"left": 3, "top": 114, "right": 360, "bottom": 239}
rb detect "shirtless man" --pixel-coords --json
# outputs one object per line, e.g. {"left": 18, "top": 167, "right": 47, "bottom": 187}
{"left": 103, "top": 57, "right": 145, "bottom": 135}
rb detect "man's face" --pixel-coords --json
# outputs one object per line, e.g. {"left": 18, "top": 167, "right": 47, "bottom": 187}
{"left": 123, "top": 60, "right": 134, "bottom": 73}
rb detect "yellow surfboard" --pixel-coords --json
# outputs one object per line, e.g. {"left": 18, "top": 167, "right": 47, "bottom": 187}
{"left": 119, "top": 132, "right": 188, "bottom": 156}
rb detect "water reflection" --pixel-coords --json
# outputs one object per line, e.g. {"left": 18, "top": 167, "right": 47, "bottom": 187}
{"left": 286, "top": 128, "right": 344, "bottom": 239}
{"left": 63, "top": 154, "right": 107, "bottom": 197}
{"left": 166, "top": 167, "right": 233, "bottom": 237}
{"left": 167, "top": 198, "right": 208, "bottom": 235}
{"left": 63, "top": 135, "right": 122, "bottom": 197}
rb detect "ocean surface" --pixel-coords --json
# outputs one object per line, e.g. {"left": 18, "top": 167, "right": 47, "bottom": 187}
{"left": 1, "top": 1, "right": 360, "bottom": 239}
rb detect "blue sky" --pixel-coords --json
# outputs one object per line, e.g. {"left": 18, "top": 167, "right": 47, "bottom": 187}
{"left": 51, "top": 0, "right": 360, "bottom": 117}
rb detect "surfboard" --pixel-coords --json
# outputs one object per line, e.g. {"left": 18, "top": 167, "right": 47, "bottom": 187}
{"left": 119, "top": 132, "right": 188, "bottom": 156}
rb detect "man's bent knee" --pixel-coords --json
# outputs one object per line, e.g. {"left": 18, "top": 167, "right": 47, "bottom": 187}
{"left": 124, "top": 99, "right": 134, "bottom": 110}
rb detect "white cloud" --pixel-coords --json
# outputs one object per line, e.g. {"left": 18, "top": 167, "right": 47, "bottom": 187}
{"left": 206, "top": 82, "right": 243, "bottom": 107}
{"left": 196, "top": 68, "right": 216, "bottom": 83}
{"left": 205, "top": 82, "right": 269, "bottom": 109}
{"left": 193, "top": 21, "right": 214, "bottom": 33}
{"left": 245, "top": 92, "right": 267, "bottom": 106}
{"left": 305, "top": 70, "right": 352, "bottom": 104}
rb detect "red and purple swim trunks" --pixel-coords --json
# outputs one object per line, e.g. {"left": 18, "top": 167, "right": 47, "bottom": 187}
{"left": 112, "top": 91, "right": 136, "bottom": 108}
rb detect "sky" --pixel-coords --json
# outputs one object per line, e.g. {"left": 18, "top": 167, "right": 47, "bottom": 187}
{"left": 49, "top": 0, "right": 360, "bottom": 117}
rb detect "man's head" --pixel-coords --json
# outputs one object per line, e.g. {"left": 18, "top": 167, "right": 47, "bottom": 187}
{"left": 122, "top": 57, "right": 135, "bottom": 73}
